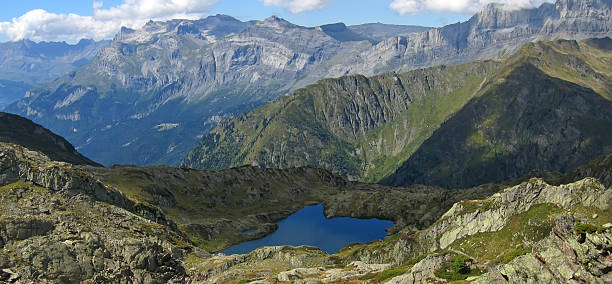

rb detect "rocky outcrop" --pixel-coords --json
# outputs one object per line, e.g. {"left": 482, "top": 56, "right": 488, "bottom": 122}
{"left": 0, "top": 218, "right": 54, "bottom": 242}
{"left": 474, "top": 215, "right": 612, "bottom": 283}
{"left": 0, "top": 181, "right": 189, "bottom": 283}
{"left": 1, "top": 141, "right": 611, "bottom": 282}
{"left": 82, "top": 162, "right": 502, "bottom": 252}
{"left": 410, "top": 178, "right": 609, "bottom": 255}
{"left": 0, "top": 143, "right": 177, "bottom": 230}
{"left": 9, "top": 0, "right": 611, "bottom": 167}
{"left": 172, "top": 172, "right": 611, "bottom": 283}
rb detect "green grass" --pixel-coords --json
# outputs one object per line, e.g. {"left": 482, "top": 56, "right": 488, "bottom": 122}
{"left": 0, "top": 181, "right": 48, "bottom": 193}
{"left": 575, "top": 223, "right": 607, "bottom": 234}
{"left": 572, "top": 205, "right": 612, "bottom": 227}
{"left": 183, "top": 61, "right": 499, "bottom": 183}
{"left": 458, "top": 199, "right": 500, "bottom": 214}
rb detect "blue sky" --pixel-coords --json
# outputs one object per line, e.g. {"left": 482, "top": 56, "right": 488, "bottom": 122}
{"left": 0, "top": 0, "right": 553, "bottom": 43}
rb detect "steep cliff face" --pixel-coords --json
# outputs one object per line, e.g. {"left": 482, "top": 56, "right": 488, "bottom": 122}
{"left": 9, "top": 0, "right": 611, "bottom": 166}
{"left": 383, "top": 38, "right": 612, "bottom": 188}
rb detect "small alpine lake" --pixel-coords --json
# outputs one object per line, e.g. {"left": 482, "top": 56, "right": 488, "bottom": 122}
{"left": 220, "top": 204, "right": 394, "bottom": 255}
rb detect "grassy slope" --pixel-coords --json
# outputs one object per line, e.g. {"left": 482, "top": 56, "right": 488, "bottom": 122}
{"left": 382, "top": 38, "right": 612, "bottom": 188}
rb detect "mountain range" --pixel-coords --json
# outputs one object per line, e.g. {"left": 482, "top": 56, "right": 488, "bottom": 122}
{"left": 182, "top": 37, "right": 612, "bottom": 188}
{"left": 7, "top": 0, "right": 612, "bottom": 167}
{"left": 0, "top": 39, "right": 109, "bottom": 109}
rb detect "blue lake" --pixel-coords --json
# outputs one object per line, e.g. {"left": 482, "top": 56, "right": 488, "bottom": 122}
{"left": 220, "top": 204, "right": 394, "bottom": 255}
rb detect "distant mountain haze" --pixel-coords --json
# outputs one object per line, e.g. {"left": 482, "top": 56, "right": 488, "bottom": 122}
{"left": 0, "top": 39, "right": 110, "bottom": 109}
{"left": 7, "top": 0, "right": 612, "bottom": 167}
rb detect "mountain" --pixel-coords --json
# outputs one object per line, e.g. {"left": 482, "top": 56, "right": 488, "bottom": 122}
{"left": 182, "top": 38, "right": 612, "bottom": 184}
{"left": 382, "top": 38, "right": 612, "bottom": 188}
{"left": 1, "top": 140, "right": 609, "bottom": 282}
{"left": 182, "top": 60, "right": 501, "bottom": 181}
{"left": 0, "top": 112, "right": 100, "bottom": 166}
{"left": 8, "top": 0, "right": 611, "bottom": 166}
{"left": 0, "top": 39, "right": 109, "bottom": 109}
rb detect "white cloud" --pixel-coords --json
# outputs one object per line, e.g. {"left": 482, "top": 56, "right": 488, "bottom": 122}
{"left": 389, "top": 0, "right": 555, "bottom": 15}
{"left": 0, "top": 0, "right": 220, "bottom": 42}
{"left": 261, "top": 0, "right": 332, "bottom": 14}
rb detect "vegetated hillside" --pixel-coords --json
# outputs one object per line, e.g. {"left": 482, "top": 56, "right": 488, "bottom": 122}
{"left": 382, "top": 38, "right": 612, "bottom": 188}
{"left": 0, "top": 112, "right": 100, "bottom": 166}
{"left": 2, "top": 140, "right": 609, "bottom": 283}
{"left": 8, "top": 0, "right": 611, "bottom": 167}
{"left": 181, "top": 61, "right": 500, "bottom": 181}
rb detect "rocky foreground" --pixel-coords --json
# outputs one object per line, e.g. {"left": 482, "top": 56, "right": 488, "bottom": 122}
{"left": 0, "top": 141, "right": 611, "bottom": 283}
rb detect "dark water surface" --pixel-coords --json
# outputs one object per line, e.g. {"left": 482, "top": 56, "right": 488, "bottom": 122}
{"left": 220, "top": 204, "right": 394, "bottom": 255}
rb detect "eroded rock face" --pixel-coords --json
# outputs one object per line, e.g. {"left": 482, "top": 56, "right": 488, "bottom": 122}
{"left": 1, "top": 141, "right": 611, "bottom": 282}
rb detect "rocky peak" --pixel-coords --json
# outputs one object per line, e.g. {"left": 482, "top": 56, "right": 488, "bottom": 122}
{"left": 259, "top": 15, "right": 299, "bottom": 29}
{"left": 11, "top": 1, "right": 611, "bottom": 167}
